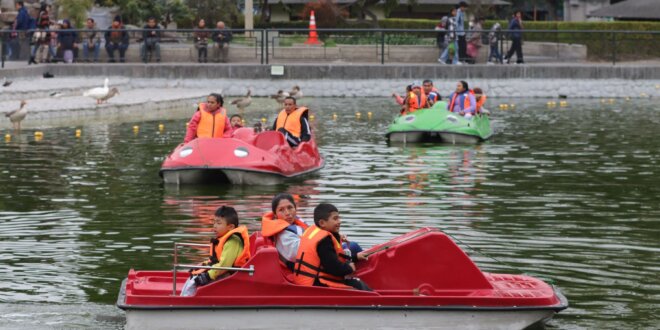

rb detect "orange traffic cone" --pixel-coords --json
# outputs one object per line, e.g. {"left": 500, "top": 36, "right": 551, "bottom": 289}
{"left": 305, "top": 10, "right": 321, "bottom": 45}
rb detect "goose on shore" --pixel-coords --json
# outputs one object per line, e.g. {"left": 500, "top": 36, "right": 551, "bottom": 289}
{"left": 98, "top": 88, "right": 120, "bottom": 104}
{"left": 83, "top": 78, "right": 110, "bottom": 104}
{"left": 288, "top": 85, "right": 303, "bottom": 99}
{"left": 5, "top": 100, "right": 28, "bottom": 131}
{"left": 270, "top": 90, "right": 289, "bottom": 106}
{"left": 231, "top": 89, "right": 252, "bottom": 112}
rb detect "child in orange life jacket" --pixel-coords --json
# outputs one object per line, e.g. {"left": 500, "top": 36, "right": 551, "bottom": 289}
{"left": 230, "top": 114, "right": 243, "bottom": 131}
{"left": 392, "top": 85, "right": 413, "bottom": 114}
{"left": 180, "top": 206, "right": 250, "bottom": 296}
{"left": 293, "top": 203, "right": 371, "bottom": 291}
{"left": 472, "top": 87, "right": 490, "bottom": 115}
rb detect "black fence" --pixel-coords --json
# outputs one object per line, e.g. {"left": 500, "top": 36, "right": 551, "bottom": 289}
{"left": 2, "top": 28, "right": 659, "bottom": 67}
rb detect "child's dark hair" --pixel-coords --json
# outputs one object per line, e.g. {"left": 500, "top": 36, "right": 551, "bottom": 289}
{"left": 209, "top": 93, "right": 224, "bottom": 106}
{"left": 215, "top": 206, "right": 239, "bottom": 227}
{"left": 271, "top": 193, "right": 296, "bottom": 213}
{"left": 313, "top": 203, "right": 338, "bottom": 226}
{"left": 230, "top": 114, "right": 242, "bottom": 121}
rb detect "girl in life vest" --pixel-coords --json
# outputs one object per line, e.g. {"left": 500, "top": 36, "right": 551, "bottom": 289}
{"left": 261, "top": 193, "right": 309, "bottom": 270}
{"left": 447, "top": 80, "right": 477, "bottom": 119}
{"left": 293, "top": 203, "right": 371, "bottom": 291}
{"left": 472, "top": 87, "right": 488, "bottom": 115}
{"left": 180, "top": 206, "right": 251, "bottom": 296}
{"left": 405, "top": 84, "right": 428, "bottom": 114}
{"left": 183, "top": 93, "right": 232, "bottom": 143}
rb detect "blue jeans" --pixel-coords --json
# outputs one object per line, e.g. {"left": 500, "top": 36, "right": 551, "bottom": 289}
{"left": 82, "top": 40, "right": 100, "bottom": 61}
{"left": 140, "top": 42, "right": 161, "bottom": 62}
{"left": 439, "top": 40, "right": 459, "bottom": 64}
{"left": 488, "top": 44, "right": 501, "bottom": 63}
{"left": 105, "top": 42, "right": 128, "bottom": 61}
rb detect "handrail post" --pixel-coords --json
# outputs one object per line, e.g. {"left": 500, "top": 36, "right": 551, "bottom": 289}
{"left": 380, "top": 30, "right": 385, "bottom": 65}
{"left": 265, "top": 29, "right": 269, "bottom": 65}
{"left": 611, "top": 32, "right": 616, "bottom": 65}
{"left": 260, "top": 29, "right": 264, "bottom": 64}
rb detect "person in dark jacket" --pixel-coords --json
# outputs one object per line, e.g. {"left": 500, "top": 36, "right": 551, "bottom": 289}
{"left": 57, "top": 19, "right": 78, "bottom": 63}
{"left": 105, "top": 15, "right": 129, "bottom": 63}
{"left": 140, "top": 17, "right": 161, "bottom": 63}
{"left": 11, "top": 1, "right": 31, "bottom": 60}
{"left": 504, "top": 10, "right": 524, "bottom": 64}
{"left": 193, "top": 19, "right": 210, "bottom": 63}
{"left": 29, "top": 3, "right": 50, "bottom": 65}
{"left": 211, "top": 21, "right": 232, "bottom": 63}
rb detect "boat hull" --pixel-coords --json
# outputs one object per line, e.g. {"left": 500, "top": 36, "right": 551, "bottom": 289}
{"left": 159, "top": 129, "right": 324, "bottom": 185}
{"left": 386, "top": 102, "right": 492, "bottom": 144}
{"left": 124, "top": 307, "right": 558, "bottom": 330}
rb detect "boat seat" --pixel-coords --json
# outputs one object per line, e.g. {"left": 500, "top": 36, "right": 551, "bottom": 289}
{"left": 231, "top": 127, "right": 256, "bottom": 144}
{"left": 254, "top": 131, "right": 286, "bottom": 151}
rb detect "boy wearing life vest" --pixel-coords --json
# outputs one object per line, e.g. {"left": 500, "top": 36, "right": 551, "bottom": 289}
{"left": 422, "top": 79, "right": 441, "bottom": 106}
{"left": 180, "top": 206, "right": 251, "bottom": 296}
{"left": 273, "top": 96, "right": 311, "bottom": 148}
{"left": 183, "top": 93, "right": 232, "bottom": 143}
{"left": 230, "top": 114, "right": 243, "bottom": 131}
{"left": 293, "top": 203, "right": 370, "bottom": 291}
{"left": 405, "top": 84, "right": 427, "bottom": 114}
{"left": 447, "top": 80, "right": 476, "bottom": 119}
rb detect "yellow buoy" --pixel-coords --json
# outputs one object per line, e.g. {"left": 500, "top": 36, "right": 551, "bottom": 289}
{"left": 158, "top": 124, "right": 164, "bottom": 131}
{"left": 309, "top": 114, "right": 315, "bottom": 121}
{"left": 186, "top": 122, "right": 190, "bottom": 128}
{"left": 608, "top": 98, "right": 615, "bottom": 104}
{"left": 133, "top": 125, "right": 139, "bottom": 134}
{"left": 34, "top": 131, "right": 43, "bottom": 141}
{"left": 241, "top": 119, "right": 246, "bottom": 125}
{"left": 625, "top": 97, "right": 631, "bottom": 101}
{"left": 332, "top": 113, "right": 337, "bottom": 120}
{"left": 4, "top": 133, "right": 10, "bottom": 142}
{"left": 75, "top": 129, "right": 82, "bottom": 138}
{"left": 509, "top": 104, "right": 516, "bottom": 109}
{"left": 356, "top": 112, "right": 361, "bottom": 118}
{"left": 261, "top": 117, "right": 267, "bottom": 123}
{"left": 367, "top": 112, "right": 373, "bottom": 119}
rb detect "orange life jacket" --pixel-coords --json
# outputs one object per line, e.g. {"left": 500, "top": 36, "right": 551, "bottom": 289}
{"left": 261, "top": 212, "right": 309, "bottom": 269}
{"left": 275, "top": 107, "right": 309, "bottom": 139}
{"left": 191, "top": 226, "right": 251, "bottom": 276}
{"left": 448, "top": 90, "right": 473, "bottom": 113}
{"left": 261, "top": 212, "right": 309, "bottom": 237}
{"left": 197, "top": 103, "right": 227, "bottom": 139}
{"left": 475, "top": 94, "right": 487, "bottom": 114}
{"left": 293, "top": 225, "right": 351, "bottom": 289}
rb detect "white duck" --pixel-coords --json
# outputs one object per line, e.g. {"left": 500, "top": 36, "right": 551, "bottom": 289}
{"left": 83, "top": 78, "right": 110, "bottom": 104}
{"left": 231, "top": 89, "right": 252, "bottom": 113}
{"left": 98, "top": 88, "right": 120, "bottom": 104}
{"left": 270, "top": 89, "right": 289, "bottom": 106}
{"left": 288, "top": 85, "right": 303, "bottom": 99}
{"left": 5, "top": 100, "right": 28, "bottom": 131}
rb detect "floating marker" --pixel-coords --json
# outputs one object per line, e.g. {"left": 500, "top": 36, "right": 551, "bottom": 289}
{"left": 355, "top": 112, "right": 362, "bottom": 118}
{"left": 367, "top": 112, "right": 373, "bottom": 119}
{"left": 309, "top": 114, "right": 315, "bottom": 121}
{"left": 186, "top": 122, "right": 190, "bottom": 128}
{"left": 608, "top": 98, "right": 615, "bottom": 104}
{"left": 332, "top": 113, "right": 337, "bottom": 120}
{"left": 640, "top": 92, "right": 648, "bottom": 97}
{"left": 34, "top": 131, "right": 43, "bottom": 141}
{"left": 509, "top": 104, "right": 516, "bottom": 109}
{"left": 158, "top": 124, "right": 164, "bottom": 131}
{"left": 261, "top": 117, "right": 267, "bottom": 123}
{"left": 4, "top": 133, "right": 10, "bottom": 142}
{"left": 75, "top": 129, "right": 82, "bottom": 138}
{"left": 241, "top": 119, "right": 246, "bottom": 125}
{"left": 133, "top": 125, "right": 139, "bottom": 134}
{"left": 600, "top": 99, "right": 606, "bottom": 104}
{"left": 625, "top": 97, "right": 631, "bottom": 101}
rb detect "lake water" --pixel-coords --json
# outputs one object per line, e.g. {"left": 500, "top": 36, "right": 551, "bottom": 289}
{"left": 0, "top": 97, "right": 658, "bottom": 329}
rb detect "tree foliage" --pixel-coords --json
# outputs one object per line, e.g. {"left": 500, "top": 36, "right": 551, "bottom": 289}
{"left": 57, "top": 0, "right": 94, "bottom": 28}
{"left": 92, "top": 0, "right": 193, "bottom": 26}
{"left": 301, "top": 1, "right": 348, "bottom": 28}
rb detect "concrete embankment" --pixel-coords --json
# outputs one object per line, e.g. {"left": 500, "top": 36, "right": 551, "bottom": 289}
{"left": 0, "top": 62, "right": 658, "bottom": 129}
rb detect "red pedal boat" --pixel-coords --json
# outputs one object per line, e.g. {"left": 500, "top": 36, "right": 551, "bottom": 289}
{"left": 159, "top": 128, "right": 324, "bottom": 184}
{"left": 117, "top": 228, "right": 567, "bottom": 330}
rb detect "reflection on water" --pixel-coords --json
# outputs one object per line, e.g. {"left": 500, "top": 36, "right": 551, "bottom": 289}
{"left": 0, "top": 97, "right": 658, "bottom": 329}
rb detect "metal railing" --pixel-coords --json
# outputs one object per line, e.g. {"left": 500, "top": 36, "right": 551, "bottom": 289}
{"left": 172, "top": 242, "right": 255, "bottom": 295}
{"left": 2, "top": 28, "right": 658, "bottom": 67}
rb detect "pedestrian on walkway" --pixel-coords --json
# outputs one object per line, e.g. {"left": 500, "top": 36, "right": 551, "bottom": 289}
{"left": 504, "top": 11, "right": 524, "bottom": 64}
{"left": 438, "top": 8, "right": 459, "bottom": 65}
{"left": 193, "top": 19, "right": 210, "bottom": 63}
{"left": 455, "top": 1, "right": 469, "bottom": 64}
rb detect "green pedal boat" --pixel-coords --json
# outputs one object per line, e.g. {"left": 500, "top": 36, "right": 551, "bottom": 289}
{"left": 386, "top": 101, "right": 492, "bottom": 144}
